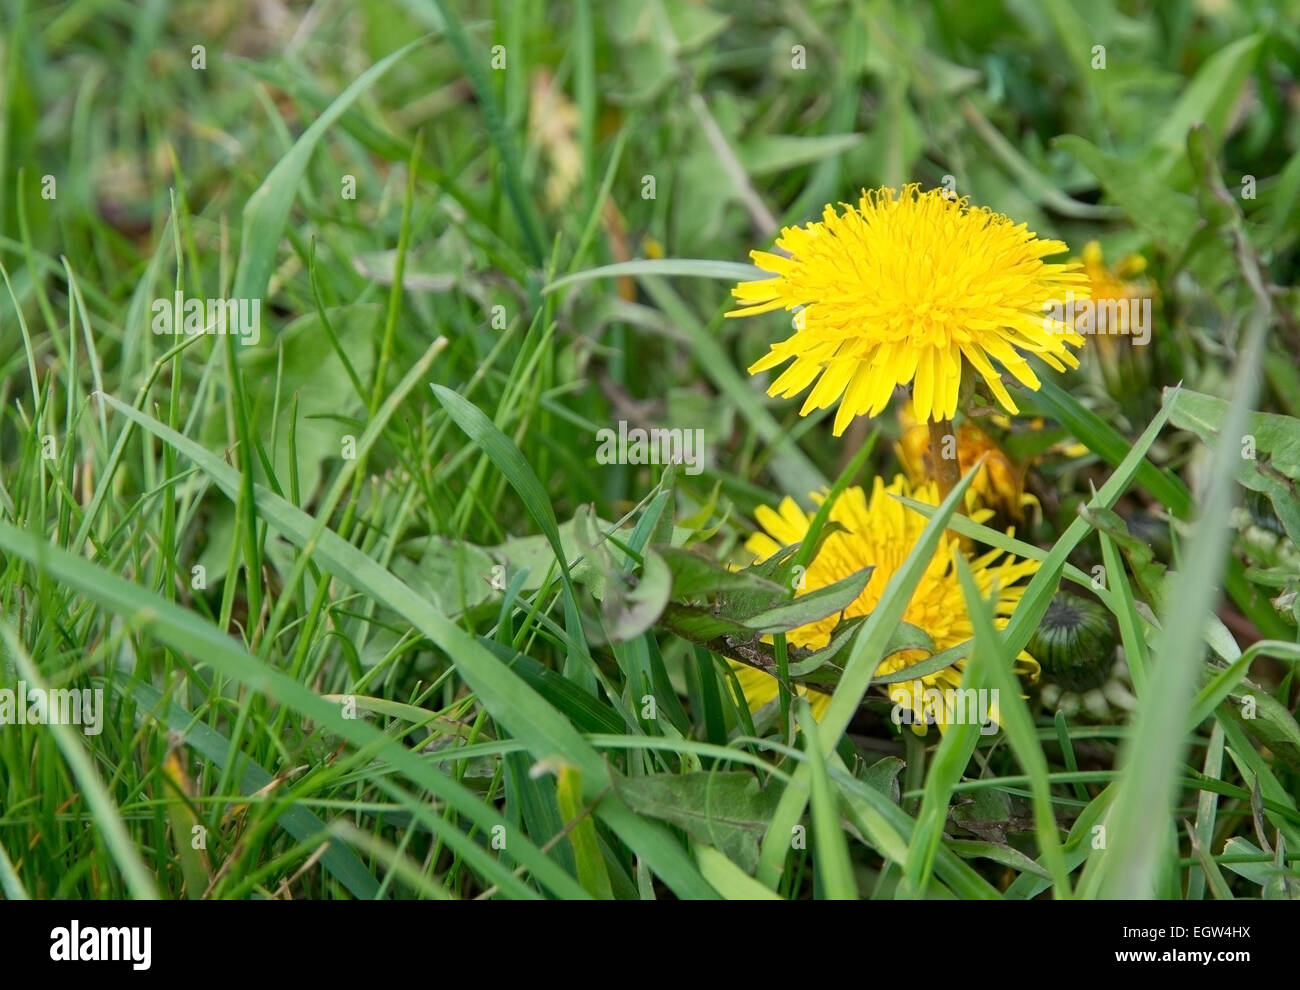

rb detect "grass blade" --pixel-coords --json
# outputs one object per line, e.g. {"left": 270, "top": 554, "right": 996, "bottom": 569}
{"left": 1096, "top": 310, "right": 1269, "bottom": 899}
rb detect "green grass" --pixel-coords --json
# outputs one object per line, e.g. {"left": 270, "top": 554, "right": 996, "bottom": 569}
{"left": 1, "top": 0, "right": 1298, "bottom": 900}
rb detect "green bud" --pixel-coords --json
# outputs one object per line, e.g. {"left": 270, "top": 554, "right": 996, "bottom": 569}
{"left": 1028, "top": 593, "right": 1117, "bottom": 692}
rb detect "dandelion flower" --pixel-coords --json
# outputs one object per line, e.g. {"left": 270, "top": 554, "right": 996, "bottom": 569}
{"left": 1078, "top": 242, "right": 1149, "bottom": 320}
{"left": 731, "top": 476, "right": 1040, "bottom": 732}
{"left": 728, "top": 185, "right": 1089, "bottom": 435}
{"left": 1075, "top": 240, "right": 1153, "bottom": 350}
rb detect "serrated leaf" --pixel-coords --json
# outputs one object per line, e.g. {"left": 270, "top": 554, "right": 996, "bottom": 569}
{"left": 657, "top": 545, "right": 785, "bottom": 601}
{"left": 739, "top": 567, "right": 872, "bottom": 634}
{"left": 947, "top": 840, "right": 1051, "bottom": 879}
{"left": 613, "top": 773, "right": 780, "bottom": 874}
{"left": 1166, "top": 387, "right": 1300, "bottom": 546}
{"left": 660, "top": 601, "right": 759, "bottom": 645}
{"left": 859, "top": 756, "right": 906, "bottom": 804}
{"left": 1219, "top": 682, "right": 1300, "bottom": 775}
{"left": 602, "top": 547, "right": 672, "bottom": 642}
{"left": 1055, "top": 135, "right": 1198, "bottom": 249}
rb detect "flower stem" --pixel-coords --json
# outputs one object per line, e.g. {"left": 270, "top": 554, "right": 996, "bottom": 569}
{"left": 929, "top": 417, "right": 961, "bottom": 500}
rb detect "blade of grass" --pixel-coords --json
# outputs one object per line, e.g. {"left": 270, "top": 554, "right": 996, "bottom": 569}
{"left": 954, "top": 553, "right": 1071, "bottom": 897}
{"left": 543, "top": 259, "right": 764, "bottom": 294}
{"left": 1096, "top": 308, "right": 1268, "bottom": 899}
{"left": 231, "top": 38, "right": 425, "bottom": 301}
{"left": 555, "top": 765, "right": 614, "bottom": 899}
{"left": 695, "top": 844, "right": 783, "bottom": 899}
{"left": 328, "top": 821, "right": 453, "bottom": 900}
{"left": 1098, "top": 531, "right": 1151, "bottom": 697}
{"left": 796, "top": 700, "right": 856, "bottom": 899}
{"left": 1187, "top": 722, "right": 1226, "bottom": 900}
{"left": 896, "top": 642, "right": 989, "bottom": 898}
{"left": 0, "top": 838, "right": 28, "bottom": 900}
{"left": 1187, "top": 640, "right": 1300, "bottom": 731}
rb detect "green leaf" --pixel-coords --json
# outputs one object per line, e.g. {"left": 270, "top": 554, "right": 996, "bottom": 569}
{"left": 1166, "top": 387, "right": 1300, "bottom": 546}
{"left": 658, "top": 545, "right": 785, "bottom": 600}
{"left": 613, "top": 772, "right": 781, "bottom": 875}
{"left": 948, "top": 839, "right": 1051, "bottom": 880}
{"left": 390, "top": 537, "right": 498, "bottom": 618}
{"left": 1152, "top": 34, "right": 1264, "bottom": 170}
{"left": 1054, "top": 135, "right": 1198, "bottom": 250}
{"left": 739, "top": 567, "right": 872, "bottom": 634}
{"left": 785, "top": 616, "right": 870, "bottom": 678}
{"left": 738, "top": 133, "right": 863, "bottom": 176}
{"left": 1217, "top": 683, "right": 1300, "bottom": 775}
{"left": 859, "top": 756, "right": 906, "bottom": 804}
{"left": 1221, "top": 836, "right": 1300, "bottom": 896}
{"left": 658, "top": 602, "right": 758, "bottom": 646}
{"left": 601, "top": 546, "right": 673, "bottom": 643}
{"left": 694, "top": 845, "right": 782, "bottom": 900}
{"left": 660, "top": 0, "right": 729, "bottom": 49}
{"left": 556, "top": 765, "right": 615, "bottom": 900}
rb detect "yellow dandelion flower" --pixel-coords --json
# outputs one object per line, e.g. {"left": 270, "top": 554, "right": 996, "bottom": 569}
{"left": 1075, "top": 240, "right": 1153, "bottom": 350}
{"left": 895, "top": 406, "right": 1039, "bottom": 520}
{"left": 728, "top": 184, "right": 1090, "bottom": 435}
{"left": 730, "top": 476, "right": 1040, "bottom": 732}
{"left": 1079, "top": 241, "right": 1148, "bottom": 307}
